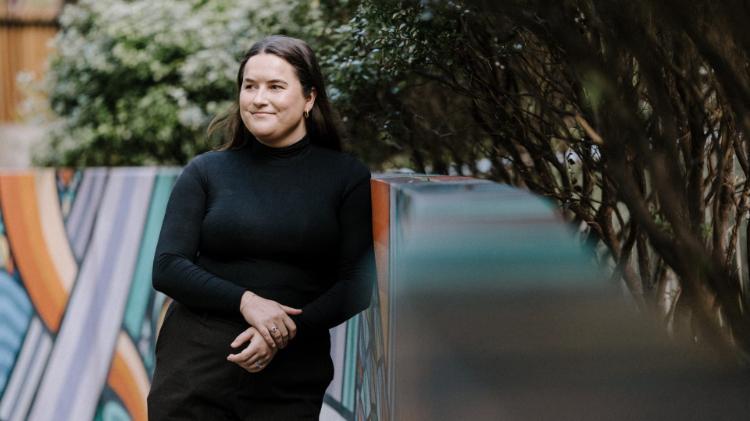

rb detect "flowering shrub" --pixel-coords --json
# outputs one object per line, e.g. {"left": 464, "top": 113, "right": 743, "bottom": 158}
{"left": 42, "top": 0, "right": 299, "bottom": 165}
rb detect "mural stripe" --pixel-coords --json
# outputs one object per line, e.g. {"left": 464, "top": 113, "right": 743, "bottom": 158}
{"left": 0, "top": 205, "right": 10, "bottom": 272}
{"left": 55, "top": 169, "right": 79, "bottom": 221}
{"left": 64, "top": 170, "right": 95, "bottom": 254}
{"left": 0, "top": 272, "right": 32, "bottom": 338}
{"left": 327, "top": 323, "right": 347, "bottom": 402}
{"left": 342, "top": 315, "right": 359, "bottom": 411}
{"left": 13, "top": 333, "right": 52, "bottom": 421}
{"left": 0, "top": 277, "right": 32, "bottom": 394}
{"left": 107, "top": 332, "right": 149, "bottom": 421}
{"left": 8, "top": 319, "right": 52, "bottom": 421}
{"left": 320, "top": 403, "right": 348, "bottom": 421}
{"left": 0, "top": 174, "right": 68, "bottom": 332}
{"left": 35, "top": 170, "right": 78, "bottom": 293}
{"left": 66, "top": 169, "right": 108, "bottom": 262}
{"left": 143, "top": 292, "right": 169, "bottom": 374}
{"left": 0, "top": 316, "right": 41, "bottom": 419}
{"left": 101, "top": 401, "right": 130, "bottom": 420}
{"left": 371, "top": 180, "right": 390, "bottom": 358}
{"left": 124, "top": 172, "right": 177, "bottom": 340}
{"left": 28, "top": 168, "right": 155, "bottom": 421}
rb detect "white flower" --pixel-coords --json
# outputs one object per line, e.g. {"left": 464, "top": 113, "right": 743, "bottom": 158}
{"left": 178, "top": 105, "right": 206, "bottom": 130}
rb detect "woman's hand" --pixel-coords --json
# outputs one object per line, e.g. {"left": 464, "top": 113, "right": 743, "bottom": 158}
{"left": 239, "top": 291, "right": 302, "bottom": 349}
{"left": 226, "top": 326, "right": 277, "bottom": 373}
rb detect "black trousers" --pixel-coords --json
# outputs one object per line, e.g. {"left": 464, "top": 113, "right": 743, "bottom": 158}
{"left": 147, "top": 301, "right": 333, "bottom": 420}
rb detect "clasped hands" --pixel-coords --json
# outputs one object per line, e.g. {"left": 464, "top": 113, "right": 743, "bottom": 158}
{"left": 226, "top": 291, "right": 301, "bottom": 373}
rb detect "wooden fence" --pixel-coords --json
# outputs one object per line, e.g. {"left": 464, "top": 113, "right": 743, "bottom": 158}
{"left": 0, "top": 0, "right": 61, "bottom": 122}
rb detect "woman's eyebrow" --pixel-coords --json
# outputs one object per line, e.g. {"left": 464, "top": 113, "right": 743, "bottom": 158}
{"left": 243, "top": 77, "right": 288, "bottom": 85}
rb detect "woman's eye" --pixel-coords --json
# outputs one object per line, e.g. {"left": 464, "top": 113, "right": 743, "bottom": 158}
{"left": 271, "top": 85, "right": 283, "bottom": 90}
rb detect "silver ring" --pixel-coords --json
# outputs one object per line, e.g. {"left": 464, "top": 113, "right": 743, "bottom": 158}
{"left": 270, "top": 326, "right": 279, "bottom": 335}
{"left": 255, "top": 362, "right": 263, "bottom": 369}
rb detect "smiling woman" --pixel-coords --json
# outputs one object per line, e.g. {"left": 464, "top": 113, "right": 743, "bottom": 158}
{"left": 239, "top": 53, "right": 315, "bottom": 147}
{"left": 147, "top": 35, "right": 375, "bottom": 420}
{"left": 210, "top": 35, "right": 342, "bottom": 153}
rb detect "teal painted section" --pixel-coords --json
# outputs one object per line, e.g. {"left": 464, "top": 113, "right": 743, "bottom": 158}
{"left": 0, "top": 271, "right": 32, "bottom": 394}
{"left": 146, "top": 292, "right": 168, "bottom": 374}
{"left": 124, "top": 172, "right": 178, "bottom": 340}
{"left": 342, "top": 313, "right": 359, "bottom": 412}
{"left": 101, "top": 400, "right": 131, "bottom": 421}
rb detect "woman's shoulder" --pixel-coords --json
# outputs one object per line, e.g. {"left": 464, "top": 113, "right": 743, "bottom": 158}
{"left": 179, "top": 149, "right": 239, "bottom": 182}
{"left": 186, "top": 148, "right": 241, "bottom": 169}
{"left": 311, "top": 146, "right": 371, "bottom": 177}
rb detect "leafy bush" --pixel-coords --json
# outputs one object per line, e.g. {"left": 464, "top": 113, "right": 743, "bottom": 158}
{"left": 315, "top": 0, "right": 491, "bottom": 173}
{"left": 41, "top": 0, "right": 299, "bottom": 165}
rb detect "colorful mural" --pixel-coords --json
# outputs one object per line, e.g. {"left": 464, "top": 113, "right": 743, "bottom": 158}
{"left": 0, "top": 168, "right": 391, "bottom": 421}
{"left": 0, "top": 168, "right": 173, "bottom": 421}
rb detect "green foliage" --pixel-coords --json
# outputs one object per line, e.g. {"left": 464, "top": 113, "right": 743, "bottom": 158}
{"left": 315, "top": 0, "right": 491, "bottom": 173}
{"left": 40, "top": 0, "right": 487, "bottom": 171}
{"left": 40, "top": 0, "right": 299, "bottom": 165}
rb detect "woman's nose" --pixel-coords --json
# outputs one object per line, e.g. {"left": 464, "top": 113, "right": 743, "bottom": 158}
{"left": 252, "top": 87, "right": 269, "bottom": 106}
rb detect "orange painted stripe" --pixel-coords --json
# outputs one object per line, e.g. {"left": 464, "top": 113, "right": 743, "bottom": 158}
{"left": 106, "top": 301, "right": 170, "bottom": 420}
{"left": 107, "top": 345, "right": 147, "bottom": 421}
{"left": 371, "top": 179, "right": 390, "bottom": 359}
{"left": 0, "top": 173, "right": 68, "bottom": 332}
{"left": 36, "top": 169, "right": 77, "bottom": 292}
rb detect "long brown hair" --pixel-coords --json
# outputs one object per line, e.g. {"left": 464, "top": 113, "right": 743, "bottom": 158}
{"left": 209, "top": 35, "right": 342, "bottom": 151}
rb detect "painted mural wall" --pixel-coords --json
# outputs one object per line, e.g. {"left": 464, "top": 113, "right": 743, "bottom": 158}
{"left": 0, "top": 168, "right": 389, "bottom": 421}
{"left": 0, "top": 168, "right": 170, "bottom": 421}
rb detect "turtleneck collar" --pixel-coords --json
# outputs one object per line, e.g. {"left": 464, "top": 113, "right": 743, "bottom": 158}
{"left": 248, "top": 134, "right": 311, "bottom": 163}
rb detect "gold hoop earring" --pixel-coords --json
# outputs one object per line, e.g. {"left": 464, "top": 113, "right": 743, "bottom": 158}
{"left": 304, "top": 110, "right": 309, "bottom": 119}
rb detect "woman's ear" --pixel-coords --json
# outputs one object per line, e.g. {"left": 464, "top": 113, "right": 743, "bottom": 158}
{"left": 305, "top": 87, "right": 317, "bottom": 112}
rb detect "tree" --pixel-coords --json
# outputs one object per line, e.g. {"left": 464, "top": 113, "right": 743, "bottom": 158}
{"left": 326, "top": 0, "right": 750, "bottom": 361}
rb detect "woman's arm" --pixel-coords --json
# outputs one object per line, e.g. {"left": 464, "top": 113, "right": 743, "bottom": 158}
{"left": 151, "top": 156, "right": 247, "bottom": 313}
{"left": 291, "top": 161, "right": 376, "bottom": 334}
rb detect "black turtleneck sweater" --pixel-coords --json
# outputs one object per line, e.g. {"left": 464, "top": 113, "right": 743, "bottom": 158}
{"left": 151, "top": 135, "right": 374, "bottom": 336}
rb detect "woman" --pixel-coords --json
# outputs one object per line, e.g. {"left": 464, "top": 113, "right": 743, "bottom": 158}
{"left": 147, "top": 35, "right": 375, "bottom": 420}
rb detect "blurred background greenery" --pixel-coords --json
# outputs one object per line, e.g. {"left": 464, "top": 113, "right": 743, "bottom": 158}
{"left": 6, "top": 0, "right": 502, "bottom": 171}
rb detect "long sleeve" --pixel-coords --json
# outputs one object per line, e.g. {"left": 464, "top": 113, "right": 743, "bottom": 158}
{"left": 292, "top": 164, "right": 376, "bottom": 333}
{"left": 151, "top": 156, "right": 247, "bottom": 313}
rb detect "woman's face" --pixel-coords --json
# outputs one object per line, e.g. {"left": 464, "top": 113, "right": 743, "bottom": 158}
{"left": 239, "top": 53, "right": 316, "bottom": 148}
